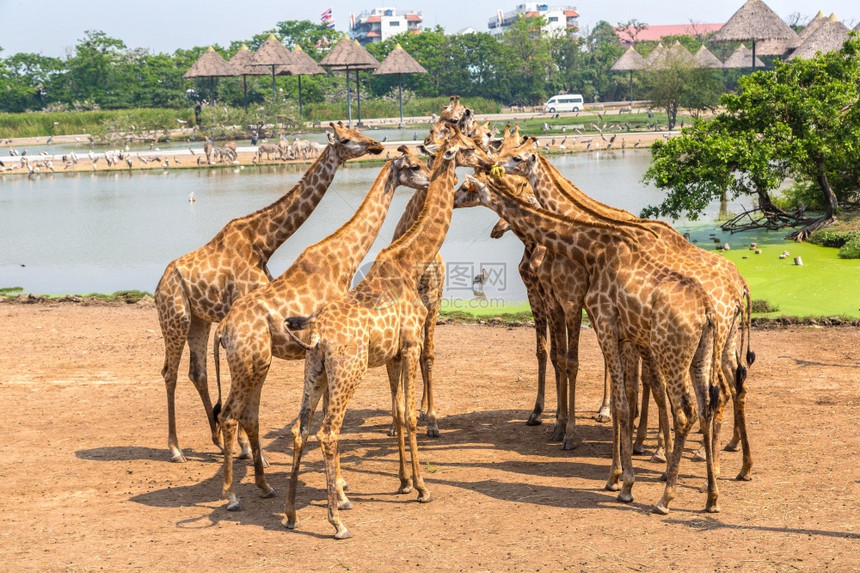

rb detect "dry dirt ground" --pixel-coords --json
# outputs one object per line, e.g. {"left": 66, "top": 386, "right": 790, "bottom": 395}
{"left": 0, "top": 300, "right": 857, "bottom": 572}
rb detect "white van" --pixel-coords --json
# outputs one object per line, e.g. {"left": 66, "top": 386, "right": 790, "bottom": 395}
{"left": 543, "top": 94, "right": 584, "bottom": 113}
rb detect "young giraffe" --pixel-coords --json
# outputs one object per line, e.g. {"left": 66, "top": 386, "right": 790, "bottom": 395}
{"left": 455, "top": 176, "right": 723, "bottom": 514}
{"left": 212, "top": 147, "right": 431, "bottom": 511}
{"left": 493, "top": 138, "right": 754, "bottom": 478}
{"left": 155, "top": 122, "right": 384, "bottom": 463}
{"left": 283, "top": 131, "right": 493, "bottom": 539}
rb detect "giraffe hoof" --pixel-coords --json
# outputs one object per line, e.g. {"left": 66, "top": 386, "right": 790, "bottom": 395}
{"left": 170, "top": 453, "right": 188, "bottom": 463}
{"left": 284, "top": 520, "right": 297, "bottom": 530}
{"left": 426, "top": 426, "right": 439, "bottom": 438}
{"left": 659, "top": 472, "right": 668, "bottom": 482}
{"left": 334, "top": 528, "right": 353, "bottom": 540}
{"left": 260, "top": 488, "right": 277, "bottom": 499}
{"left": 417, "top": 491, "right": 433, "bottom": 503}
{"left": 398, "top": 481, "right": 413, "bottom": 494}
{"left": 652, "top": 504, "right": 670, "bottom": 515}
{"left": 692, "top": 447, "right": 706, "bottom": 462}
{"left": 632, "top": 444, "right": 645, "bottom": 455}
{"left": 617, "top": 491, "right": 634, "bottom": 504}
{"left": 387, "top": 425, "right": 397, "bottom": 437}
{"left": 525, "top": 413, "right": 543, "bottom": 426}
{"left": 706, "top": 502, "right": 721, "bottom": 513}
{"left": 238, "top": 450, "right": 253, "bottom": 461}
{"left": 226, "top": 500, "right": 244, "bottom": 512}
{"left": 736, "top": 472, "right": 752, "bottom": 482}
{"left": 650, "top": 452, "right": 667, "bottom": 464}
{"left": 596, "top": 410, "right": 612, "bottom": 423}
{"left": 561, "top": 438, "right": 579, "bottom": 451}
{"left": 605, "top": 481, "right": 621, "bottom": 492}
{"left": 723, "top": 441, "right": 741, "bottom": 452}
{"left": 338, "top": 499, "right": 353, "bottom": 511}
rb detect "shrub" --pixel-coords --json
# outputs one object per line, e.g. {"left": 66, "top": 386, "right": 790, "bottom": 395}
{"left": 838, "top": 235, "right": 860, "bottom": 259}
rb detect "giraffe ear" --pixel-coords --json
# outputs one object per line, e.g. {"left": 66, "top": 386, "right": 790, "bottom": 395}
{"left": 327, "top": 130, "right": 337, "bottom": 145}
{"left": 396, "top": 145, "right": 410, "bottom": 155}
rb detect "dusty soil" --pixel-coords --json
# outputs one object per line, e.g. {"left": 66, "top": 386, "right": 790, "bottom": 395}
{"left": 0, "top": 300, "right": 857, "bottom": 572}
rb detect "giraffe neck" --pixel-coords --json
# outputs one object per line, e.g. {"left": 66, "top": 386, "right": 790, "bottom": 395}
{"left": 378, "top": 153, "right": 456, "bottom": 281}
{"left": 481, "top": 183, "right": 631, "bottom": 270}
{"left": 300, "top": 160, "right": 398, "bottom": 279}
{"left": 247, "top": 144, "right": 340, "bottom": 261}
{"left": 537, "top": 155, "right": 637, "bottom": 221}
{"left": 391, "top": 179, "right": 429, "bottom": 240}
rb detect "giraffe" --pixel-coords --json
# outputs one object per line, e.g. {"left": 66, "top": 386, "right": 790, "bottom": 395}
{"left": 212, "top": 147, "right": 431, "bottom": 511}
{"left": 423, "top": 95, "right": 476, "bottom": 149}
{"left": 492, "top": 138, "right": 754, "bottom": 478}
{"left": 154, "top": 122, "right": 384, "bottom": 463}
{"left": 282, "top": 130, "right": 493, "bottom": 539}
{"left": 387, "top": 146, "right": 446, "bottom": 438}
{"left": 455, "top": 176, "right": 723, "bottom": 514}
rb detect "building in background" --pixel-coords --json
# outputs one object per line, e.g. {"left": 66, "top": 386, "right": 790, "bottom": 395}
{"left": 349, "top": 8, "right": 423, "bottom": 45}
{"left": 488, "top": 3, "right": 579, "bottom": 37}
{"left": 614, "top": 23, "right": 724, "bottom": 46}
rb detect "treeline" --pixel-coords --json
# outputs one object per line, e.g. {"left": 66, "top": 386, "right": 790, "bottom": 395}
{"left": 0, "top": 18, "right": 750, "bottom": 115}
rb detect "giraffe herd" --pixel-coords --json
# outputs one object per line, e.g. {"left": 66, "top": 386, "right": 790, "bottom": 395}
{"left": 154, "top": 98, "right": 754, "bottom": 538}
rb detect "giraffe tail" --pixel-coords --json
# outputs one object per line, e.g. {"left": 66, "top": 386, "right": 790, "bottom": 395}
{"left": 212, "top": 330, "right": 223, "bottom": 422}
{"left": 283, "top": 314, "right": 319, "bottom": 351}
{"left": 706, "top": 311, "right": 721, "bottom": 416}
{"left": 735, "top": 288, "right": 755, "bottom": 395}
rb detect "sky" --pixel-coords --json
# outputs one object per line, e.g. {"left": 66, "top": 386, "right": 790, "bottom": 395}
{"left": 0, "top": 0, "right": 857, "bottom": 58}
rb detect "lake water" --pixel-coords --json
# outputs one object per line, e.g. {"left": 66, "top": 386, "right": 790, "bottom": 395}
{"left": 0, "top": 150, "right": 748, "bottom": 304}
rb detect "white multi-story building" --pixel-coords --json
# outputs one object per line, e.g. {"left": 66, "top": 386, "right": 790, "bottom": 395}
{"left": 488, "top": 3, "right": 579, "bottom": 37}
{"left": 349, "top": 7, "right": 423, "bottom": 45}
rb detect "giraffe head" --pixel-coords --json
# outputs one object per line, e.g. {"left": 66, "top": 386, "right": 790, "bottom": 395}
{"left": 423, "top": 125, "right": 494, "bottom": 171}
{"left": 327, "top": 122, "right": 384, "bottom": 163}
{"left": 471, "top": 120, "right": 494, "bottom": 152}
{"left": 392, "top": 145, "right": 431, "bottom": 190}
{"left": 424, "top": 96, "right": 476, "bottom": 147}
{"left": 490, "top": 135, "right": 540, "bottom": 178}
{"left": 454, "top": 173, "right": 494, "bottom": 209}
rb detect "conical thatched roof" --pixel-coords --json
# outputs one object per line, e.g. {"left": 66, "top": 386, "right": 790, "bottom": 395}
{"left": 319, "top": 36, "right": 379, "bottom": 70}
{"left": 788, "top": 15, "right": 850, "bottom": 61}
{"left": 374, "top": 44, "right": 427, "bottom": 75}
{"left": 712, "top": 0, "right": 797, "bottom": 42}
{"left": 251, "top": 34, "right": 295, "bottom": 67}
{"left": 276, "top": 45, "right": 326, "bottom": 76}
{"left": 722, "top": 44, "right": 765, "bottom": 68}
{"left": 693, "top": 45, "right": 724, "bottom": 68}
{"left": 227, "top": 44, "right": 268, "bottom": 76}
{"left": 854, "top": 21, "right": 860, "bottom": 32}
{"left": 183, "top": 46, "right": 233, "bottom": 78}
{"left": 799, "top": 11, "right": 828, "bottom": 42}
{"left": 610, "top": 45, "right": 648, "bottom": 71}
{"left": 644, "top": 44, "right": 667, "bottom": 68}
{"left": 665, "top": 41, "right": 694, "bottom": 65}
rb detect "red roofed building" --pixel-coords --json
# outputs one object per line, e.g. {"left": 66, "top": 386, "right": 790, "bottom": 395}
{"left": 615, "top": 23, "right": 724, "bottom": 45}
{"left": 488, "top": 3, "right": 579, "bottom": 37}
{"left": 350, "top": 7, "right": 423, "bottom": 45}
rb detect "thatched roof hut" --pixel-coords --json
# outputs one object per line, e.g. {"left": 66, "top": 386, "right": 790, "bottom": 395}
{"left": 644, "top": 44, "right": 667, "bottom": 69}
{"left": 799, "top": 11, "right": 829, "bottom": 42}
{"left": 319, "top": 36, "right": 380, "bottom": 71}
{"left": 722, "top": 44, "right": 765, "bottom": 68}
{"left": 319, "top": 36, "right": 381, "bottom": 127}
{"left": 373, "top": 44, "right": 427, "bottom": 127}
{"left": 227, "top": 45, "right": 268, "bottom": 76}
{"left": 278, "top": 45, "right": 326, "bottom": 76}
{"left": 789, "top": 14, "right": 850, "bottom": 61}
{"left": 251, "top": 35, "right": 295, "bottom": 68}
{"left": 610, "top": 45, "right": 648, "bottom": 71}
{"left": 183, "top": 46, "right": 232, "bottom": 79}
{"left": 712, "top": 0, "right": 797, "bottom": 67}
{"left": 693, "top": 45, "right": 724, "bottom": 68}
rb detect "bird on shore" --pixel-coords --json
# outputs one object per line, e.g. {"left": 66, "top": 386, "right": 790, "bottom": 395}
{"left": 473, "top": 268, "right": 488, "bottom": 290}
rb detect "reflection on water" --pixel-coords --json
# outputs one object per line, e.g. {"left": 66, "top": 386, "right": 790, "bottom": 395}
{"left": 0, "top": 150, "right": 750, "bottom": 299}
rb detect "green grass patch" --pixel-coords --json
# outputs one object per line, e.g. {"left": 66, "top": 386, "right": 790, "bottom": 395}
{"left": 0, "top": 287, "right": 24, "bottom": 296}
{"left": 681, "top": 224, "right": 860, "bottom": 318}
{"left": 0, "top": 108, "right": 195, "bottom": 139}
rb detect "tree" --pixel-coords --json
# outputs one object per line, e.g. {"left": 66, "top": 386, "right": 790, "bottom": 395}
{"left": 642, "top": 37, "right": 860, "bottom": 240}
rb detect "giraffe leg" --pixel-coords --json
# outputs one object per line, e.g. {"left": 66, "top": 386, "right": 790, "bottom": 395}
{"left": 160, "top": 314, "right": 189, "bottom": 463}
{"left": 318, "top": 365, "right": 362, "bottom": 540}
{"left": 402, "top": 344, "right": 432, "bottom": 504}
{"left": 645, "top": 360, "right": 672, "bottom": 467}
{"left": 547, "top": 300, "right": 568, "bottom": 443}
{"left": 186, "top": 316, "right": 225, "bottom": 454}
{"left": 221, "top": 414, "right": 242, "bottom": 511}
{"left": 561, "top": 303, "right": 583, "bottom": 450}
{"left": 241, "top": 381, "right": 275, "bottom": 498}
{"left": 725, "top": 333, "right": 753, "bottom": 480}
{"left": 615, "top": 342, "right": 637, "bottom": 504}
{"left": 596, "top": 362, "right": 612, "bottom": 423}
{"left": 420, "top": 301, "right": 440, "bottom": 438}
{"left": 285, "top": 358, "right": 327, "bottom": 530}
{"left": 386, "top": 359, "right": 412, "bottom": 494}
{"left": 633, "top": 354, "right": 649, "bottom": 455}
{"left": 518, "top": 248, "right": 549, "bottom": 426}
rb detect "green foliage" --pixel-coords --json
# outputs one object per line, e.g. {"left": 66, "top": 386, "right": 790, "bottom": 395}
{"left": 642, "top": 37, "right": 860, "bottom": 227}
{"left": 837, "top": 235, "right": 860, "bottom": 259}
{"left": 751, "top": 299, "right": 779, "bottom": 313}
{"left": 809, "top": 228, "right": 860, "bottom": 258}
